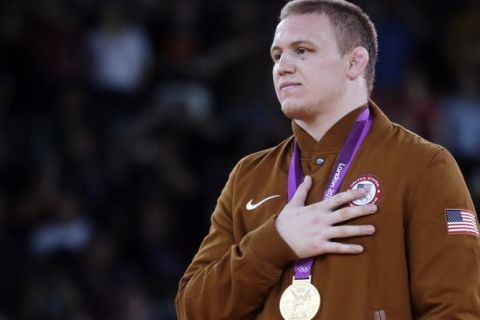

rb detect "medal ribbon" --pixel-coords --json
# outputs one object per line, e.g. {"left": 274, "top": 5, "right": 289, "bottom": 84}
{"left": 288, "top": 107, "right": 372, "bottom": 280}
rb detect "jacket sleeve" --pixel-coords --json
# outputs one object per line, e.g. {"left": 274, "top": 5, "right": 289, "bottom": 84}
{"left": 407, "top": 148, "right": 480, "bottom": 319}
{"left": 175, "top": 161, "right": 298, "bottom": 320}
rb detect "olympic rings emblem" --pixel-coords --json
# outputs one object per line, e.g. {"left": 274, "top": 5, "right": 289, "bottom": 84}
{"left": 297, "top": 266, "right": 310, "bottom": 273}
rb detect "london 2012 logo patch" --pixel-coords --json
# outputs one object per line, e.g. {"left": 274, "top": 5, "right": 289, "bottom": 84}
{"left": 348, "top": 175, "right": 382, "bottom": 206}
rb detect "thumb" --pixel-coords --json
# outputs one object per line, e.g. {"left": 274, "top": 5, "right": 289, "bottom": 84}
{"left": 288, "top": 175, "right": 312, "bottom": 207}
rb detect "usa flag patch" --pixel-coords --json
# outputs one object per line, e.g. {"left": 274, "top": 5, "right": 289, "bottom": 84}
{"left": 445, "top": 209, "right": 479, "bottom": 236}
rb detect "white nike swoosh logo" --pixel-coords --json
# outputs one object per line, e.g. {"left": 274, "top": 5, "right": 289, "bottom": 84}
{"left": 246, "top": 195, "right": 281, "bottom": 211}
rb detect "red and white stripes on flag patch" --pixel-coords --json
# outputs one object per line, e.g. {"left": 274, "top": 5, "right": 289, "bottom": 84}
{"left": 445, "top": 209, "right": 479, "bottom": 237}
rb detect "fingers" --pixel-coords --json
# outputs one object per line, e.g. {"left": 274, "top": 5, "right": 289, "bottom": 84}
{"left": 329, "top": 204, "right": 377, "bottom": 224}
{"left": 278, "top": 178, "right": 378, "bottom": 258}
{"left": 288, "top": 175, "right": 312, "bottom": 207}
{"left": 318, "top": 225, "right": 375, "bottom": 255}
{"left": 321, "top": 242, "right": 365, "bottom": 254}
{"left": 324, "top": 224, "right": 375, "bottom": 240}
{"left": 295, "top": 223, "right": 375, "bottom": 258}
{"left": 321, "top": 188, "right": 368, "bottom": 210}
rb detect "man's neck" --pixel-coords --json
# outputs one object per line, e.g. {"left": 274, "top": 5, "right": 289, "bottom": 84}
{"left": 295, "top": 98, "right": 368, "bottom": 141}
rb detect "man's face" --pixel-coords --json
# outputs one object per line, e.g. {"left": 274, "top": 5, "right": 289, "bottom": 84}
{"left": 271, "top": 13, "right": 350, "bottom": 121}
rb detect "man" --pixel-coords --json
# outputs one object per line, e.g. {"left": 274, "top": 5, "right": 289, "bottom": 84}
{"left": 176, "top": 0, "right": 480, "bottom": 319}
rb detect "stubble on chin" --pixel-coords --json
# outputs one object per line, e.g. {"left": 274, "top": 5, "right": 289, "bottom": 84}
{"left": 281, "top": 103, "right": 318, "bottom": 122}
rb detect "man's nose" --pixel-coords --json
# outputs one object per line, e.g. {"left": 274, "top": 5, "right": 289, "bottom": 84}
{"left": 276, "top": 53, "right": 295, "bottom": 75}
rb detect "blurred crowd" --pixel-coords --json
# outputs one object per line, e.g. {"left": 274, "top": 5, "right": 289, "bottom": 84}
{"left": 0, "top": 0, "right": 478, "bottom": 319}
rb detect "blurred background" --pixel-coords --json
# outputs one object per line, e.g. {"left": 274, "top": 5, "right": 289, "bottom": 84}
{"left": 0, "top": 0, "right": 478, "bottom": 319}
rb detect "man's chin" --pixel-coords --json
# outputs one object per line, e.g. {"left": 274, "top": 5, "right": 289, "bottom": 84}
{"left": 282, "top": 105, "right": 316, "bottom": 122}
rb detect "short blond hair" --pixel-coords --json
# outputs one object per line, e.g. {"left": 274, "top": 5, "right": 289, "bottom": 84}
{"left": 280, "top": 0, "right": 378, "bottom": 95}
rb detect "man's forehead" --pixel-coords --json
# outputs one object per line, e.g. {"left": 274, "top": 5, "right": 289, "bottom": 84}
{"left": 272, "top": 13, "right": 333, "bottom": 47}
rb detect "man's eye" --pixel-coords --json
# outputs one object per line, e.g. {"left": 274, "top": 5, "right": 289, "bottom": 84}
{"left": 272, "top": 53, "right": 281, "bottom": 62}
{"left": 296, "top": 47, "right": 308, "bottom": 55}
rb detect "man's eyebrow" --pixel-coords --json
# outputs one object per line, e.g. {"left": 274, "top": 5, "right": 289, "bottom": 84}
{"left": 270, "top": 40, "right": 316, "bottom": 54}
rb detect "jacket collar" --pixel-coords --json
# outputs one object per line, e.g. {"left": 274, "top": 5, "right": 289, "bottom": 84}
{"left": 292, "top": 100, "right": 389, "bottom": 158}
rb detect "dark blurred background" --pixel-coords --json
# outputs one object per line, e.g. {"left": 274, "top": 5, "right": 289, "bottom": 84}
{"left": 0, "top": 0, "right": 478, "bottom": 319}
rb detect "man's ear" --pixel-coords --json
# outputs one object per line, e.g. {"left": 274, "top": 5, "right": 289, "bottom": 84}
{"left": 347, "top": 47, "right": 369, "bottom": 80}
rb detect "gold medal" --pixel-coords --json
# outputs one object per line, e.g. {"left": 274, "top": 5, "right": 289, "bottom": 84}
{"left": 279, "top": 276, "right": 321, "bottom": 320}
